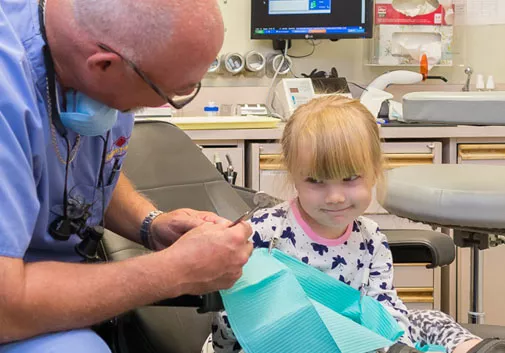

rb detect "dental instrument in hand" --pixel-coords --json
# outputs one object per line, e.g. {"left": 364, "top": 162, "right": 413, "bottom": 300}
{"left": 359, "top": 267, "right": 370, "bottom": 302}
{"left": 229, "top": 191, "right": 271, "bottom": 227}
{"left": 268, "top": 236, "right": 279, "bottom": 254}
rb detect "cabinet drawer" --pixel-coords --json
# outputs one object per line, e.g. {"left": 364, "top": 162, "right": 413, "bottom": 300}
{"left": 257, "top": 169, "right": 294, "bottom": 201}
{"left": 393, "top": 265, "right": 434, "bottom": 288}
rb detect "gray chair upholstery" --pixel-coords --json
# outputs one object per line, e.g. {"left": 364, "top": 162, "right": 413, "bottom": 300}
{"left": 120, "top": 120, "right": 250, "bottom": 218}
{"left": 381, "top": 164, "right": 505, "bottom": 336}
{"left": 384, "top": 229, "right": 455, "bottom": 268}
{"left": 381, "top": 164, "right": 505, "bottom": 232}
{"left": 462, "top": 324, "right": 505, "bottom": 340}
{"left": 102, "top": 120, "right": 250, "bottom": 353}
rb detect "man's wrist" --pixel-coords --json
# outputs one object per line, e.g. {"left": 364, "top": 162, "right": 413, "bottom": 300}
{"left": 140, "top": 210, "right": 164, "bottom": 249}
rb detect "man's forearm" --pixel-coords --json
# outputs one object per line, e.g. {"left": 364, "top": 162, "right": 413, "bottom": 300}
{"left": 105, "top": 172, "right": 156, "bottom": 243}
{"left": 0, "top": 250, "right": 182, "bottom": 343}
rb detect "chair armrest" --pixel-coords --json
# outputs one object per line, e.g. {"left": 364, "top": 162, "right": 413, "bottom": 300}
{"left": 462, "top": 324, "right": 505, "bottom": 339}
{"left": 102, "top": 230, "right": 224, "bottom": 312}
{"left": 101, "top": 230, "right": 150, "bottom": 262}
{"left": 382, "top": 229, "right": 455, "bottom": 268}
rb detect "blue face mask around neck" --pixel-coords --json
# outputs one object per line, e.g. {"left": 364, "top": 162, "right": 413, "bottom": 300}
{"left": 59, "top": 91, "right": 119, "bottom": 136}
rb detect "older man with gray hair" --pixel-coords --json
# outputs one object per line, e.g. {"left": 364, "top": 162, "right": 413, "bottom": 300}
{"left": 0, "top": 0, "right": 253, "bottom": 352}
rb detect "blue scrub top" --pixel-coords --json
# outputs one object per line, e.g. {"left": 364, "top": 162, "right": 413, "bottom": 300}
{"left": 0, "top": 0, "right": 135, "bottom": 262}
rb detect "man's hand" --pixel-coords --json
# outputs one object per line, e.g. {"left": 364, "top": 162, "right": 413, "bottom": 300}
{"left": 149, "top": 208, "right": 226, "bottom": 250}
{"left": 163, "top": 221, "right": 254, "bottom": 295}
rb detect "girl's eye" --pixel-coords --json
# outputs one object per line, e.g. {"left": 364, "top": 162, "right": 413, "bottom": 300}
{"left": 343, "top": 175, "right": 360, "bottom": 182}
{"left": 305, "top": 177, "right": 324, "bottom": 184}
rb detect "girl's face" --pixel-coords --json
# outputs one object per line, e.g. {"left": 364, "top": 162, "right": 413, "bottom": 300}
{"left": 292, "top": 168, "right": 373, "bottom": 239}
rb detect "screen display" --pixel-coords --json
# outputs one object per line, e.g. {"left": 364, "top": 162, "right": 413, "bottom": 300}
{"left": 251, "top": 0, "right": 373, "bottom": 40}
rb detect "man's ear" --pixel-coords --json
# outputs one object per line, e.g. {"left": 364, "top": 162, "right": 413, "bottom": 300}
{"left": 86, "top": 52, "right": 121, "bottom": 73}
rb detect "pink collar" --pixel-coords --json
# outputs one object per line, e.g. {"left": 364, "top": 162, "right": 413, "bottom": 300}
{"left": 290, "top": 199, "right": 352, "bottom": 247}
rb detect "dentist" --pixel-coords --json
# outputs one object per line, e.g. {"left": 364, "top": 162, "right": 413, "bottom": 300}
{"left": 0, "top": 0, "right": 253, "bottom": 351}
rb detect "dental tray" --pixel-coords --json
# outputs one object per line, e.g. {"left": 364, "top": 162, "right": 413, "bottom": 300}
{"left": 402, "top": 91, "right": 505, "bottom": 125}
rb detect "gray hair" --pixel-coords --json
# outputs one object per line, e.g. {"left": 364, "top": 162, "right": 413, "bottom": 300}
{"left": 72, "top": 0, "right": 174, "bottom": 63}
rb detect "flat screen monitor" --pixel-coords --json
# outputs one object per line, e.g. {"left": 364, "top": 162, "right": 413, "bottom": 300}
{"left": 251, "top": 0, "right": 374, "bottom": 40}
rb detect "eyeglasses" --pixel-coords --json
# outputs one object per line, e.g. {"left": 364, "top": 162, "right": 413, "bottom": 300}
{"left": 97, "top": 43, "right": 201, "bottom": 109}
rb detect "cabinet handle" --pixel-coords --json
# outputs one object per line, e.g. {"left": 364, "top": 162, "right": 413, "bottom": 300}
{"left": 459, "top": 144, "right": 505, "bottom": 160}
{"left": 259, "top": 154, "right": 285, "bottom": 170}
{"left": 384, "top": 153, "right": 435, "bottom": 169}
{"left": 385, "top": 153, "right": 434, "bottom": 159}
{"left": 396, "top": 288, "right": 434, "bottom": 303}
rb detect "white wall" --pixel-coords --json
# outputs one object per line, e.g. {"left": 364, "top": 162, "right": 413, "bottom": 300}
{"left": 203, "top": 0, "right": 505, "bottom": 88}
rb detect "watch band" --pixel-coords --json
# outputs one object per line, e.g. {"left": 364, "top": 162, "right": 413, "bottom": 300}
{"left": 140, "top": 210, "right": 164, "bottom": 249}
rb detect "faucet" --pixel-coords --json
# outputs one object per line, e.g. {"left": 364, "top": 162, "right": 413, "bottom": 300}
{"left": 462, "top": 67, "right": 473, "bottom": 91}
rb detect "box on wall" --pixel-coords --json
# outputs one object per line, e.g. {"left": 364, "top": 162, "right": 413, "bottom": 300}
{"left": 375, "top": 0, "right": 454, "bottom": 26}
{"left": 367, "top": 0, "right": 454, "bottom": 67}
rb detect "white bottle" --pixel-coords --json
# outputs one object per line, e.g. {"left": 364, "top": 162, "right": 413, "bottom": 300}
{"left": 204, "top": 101, "right": 219, "bottom": 117}
{"left": 486, "top": 76, "right": 495, "bottom": 91}
{"left": 475, "top": 74, "right": 485, "bottom": 91}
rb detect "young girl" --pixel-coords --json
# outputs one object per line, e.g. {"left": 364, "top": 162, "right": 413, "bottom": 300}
{"left": 204, "top": 96, "right": 497, "bottom": 353}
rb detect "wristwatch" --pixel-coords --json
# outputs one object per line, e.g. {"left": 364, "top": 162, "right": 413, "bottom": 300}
{"left": 140, "top": 210, "right": 164, "bottom": 249}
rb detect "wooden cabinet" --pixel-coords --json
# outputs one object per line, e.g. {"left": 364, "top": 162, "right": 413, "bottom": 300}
{"left": 394, "top": 264, "right": 441, "bottom": 310}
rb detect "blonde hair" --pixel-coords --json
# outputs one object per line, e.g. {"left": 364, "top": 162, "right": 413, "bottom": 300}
{"left": 281, "top": 95, "right": 383, "bottom": 185}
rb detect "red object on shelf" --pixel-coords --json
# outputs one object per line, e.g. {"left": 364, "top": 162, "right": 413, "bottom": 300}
{"left": 420, "top": 53, "right": 429, "bottom": 80}
{"left": 375, "top": 4, "right": 451, "bottom": 25}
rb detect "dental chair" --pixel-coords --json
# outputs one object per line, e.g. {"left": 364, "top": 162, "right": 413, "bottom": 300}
{"left": 380, "top": 91, "right": 505, "bottom": 335}
{"left": 101, "top": 119, "right": 501, "bottom": 353}
{"left": 100, "top": 119, "right": 252, "bottom": 353}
